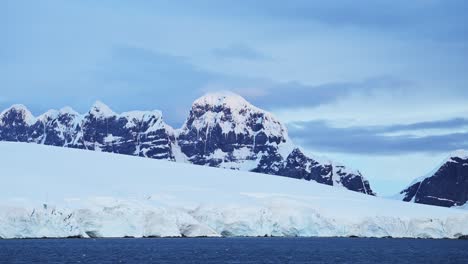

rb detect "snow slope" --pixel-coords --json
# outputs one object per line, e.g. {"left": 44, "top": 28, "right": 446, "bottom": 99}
{"left": 1, "top": 142, "right": 467, "bottom": 239}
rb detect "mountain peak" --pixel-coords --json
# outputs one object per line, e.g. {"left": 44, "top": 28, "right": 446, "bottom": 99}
{"left": 193, "top": 92, "right": 255, "bottom": 111}
{"left": 37, "top": 107, "right": 81, "bottom": 122}
{"left": 89, "top": 101, "right": 115, "bottom": 117}
{"left": 37, "top": 109, "right": 60, "bottom": 121}
{"left": 59, "top": 106, "right": 80, "bottom": 116}
{"left": 185, "top": 91, "right": 288, "bottom": 140}
{"left": 0, "top": 104, "right": 36, "bottom": 125}
{"left": 1, "top": 104, "right": 30, "bottom": 114}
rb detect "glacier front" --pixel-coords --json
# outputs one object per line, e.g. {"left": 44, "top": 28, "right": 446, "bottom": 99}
{"left": 0, "top": 142, "right": 467, "bottom": 239}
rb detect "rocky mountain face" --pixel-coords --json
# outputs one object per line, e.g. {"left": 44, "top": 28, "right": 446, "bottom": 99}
{"left": 400, "top": 150, "right": 468, "bottom": 207}
{"left": 177, "top": 93, "right": 292, "bottom": 169}
{"left": 254, "top": 148, "right": 373, "bottom": 195}
{"left": 0, "top": 103, "right": 175, "bottom": 160}
{"left": 0, "top": 93, "right": 375, "bottom": 195}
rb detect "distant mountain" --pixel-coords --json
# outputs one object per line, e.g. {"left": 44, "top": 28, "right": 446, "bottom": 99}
{"left": 399, "top": 150, "right": 468, "bottom": 207}
{"left": 0, "top": 92, "right": 375, "bottom": 195}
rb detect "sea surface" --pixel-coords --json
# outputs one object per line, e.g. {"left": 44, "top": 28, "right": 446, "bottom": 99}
{"left": 0, "top": 237, "right": 467, "bottom": 264}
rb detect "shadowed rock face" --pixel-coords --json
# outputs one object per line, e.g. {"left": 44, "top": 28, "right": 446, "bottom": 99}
{"left": 0, "top": 105, "right": 34, "bottom": 142}
{"left": 78, "top": 105, "right": 174, "bottom": 160}
{"left": 177, "top": 93, "right": 288, "bottom": 168}
{"left": 0, "top": 103, "right": 175, "bottom": 160}
{"left": 0, "top": 93, "right": 376, "bottom": 195}
{"left": 400, "top": 154, "right": 468, "bottom": 207}
{"left": 30, "top": 110, "right": 82, "bottom": 147}
{"left": 254, "top": 148, "right": 375, "bottom": 195}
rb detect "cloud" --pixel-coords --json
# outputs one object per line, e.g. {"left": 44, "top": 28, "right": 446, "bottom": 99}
{"left": 212, "top": 44, "right": 271, "bottom": 61}
{"left": 385, "top": 118, "right": 468, "bottom": 131}
{"left": 3, "top": 0, "right": 468, "bottom": 130}
{"left": 288, "top": 118, "right": 468, "bottom": 155}
{"left": 232, "top": 76, "right": 411, "bottom": 110}
{"left": 172, "top": 0, "right": 468, "bottom": 42}
{"left": 272, "top": 85, "right": 468, "bottom": 129}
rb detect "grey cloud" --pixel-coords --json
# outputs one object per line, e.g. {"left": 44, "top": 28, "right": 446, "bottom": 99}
{"left": 235, "top": 76, "right": 411, "bottom": 110}
{"left": 385, "top": 118, "right": 468, "bottom": 133}
{"left": 168, "top": 0, "right": 468, "bottom": 42}
{"left": 288, "top": 118, "right": 468, "bottom": 155}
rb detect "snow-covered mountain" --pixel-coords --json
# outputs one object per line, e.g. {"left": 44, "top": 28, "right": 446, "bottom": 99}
{"left": 399, "top": 150, "right": 468, "bottom": 208}
{"left": 178, "top": 92, "right": 292, "bottom": 169}
{"left": 0, "top": 102, "right": 176, "bottom": 160}
{"left": 0, "top": 142, "right": 467, "bottom": 239}
{"left": 0, "top": 92, "right": 374, "bottom": 195}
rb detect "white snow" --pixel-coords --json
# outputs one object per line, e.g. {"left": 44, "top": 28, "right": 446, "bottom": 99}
{"left": 30, "top": 106, "right": 81, "bottom": 126}
{"left": 89, "top": 101, "right": 116, "bottom": 117}
{"left": 121, "top": 110, "right": 164, "bottom": 131}
{"left": 59, "top": 106, "right": 80, "bottom": 116}
{"left": 1, "top": 142, "right": 467, "bottom": 239}
{"left": 192, "top": 91, "right": 258, "bottom": 113}
{"left": 37, "top": 109, "right": 60, "bottom": 121}
{"left": 103, "top": 134, "right": 122, "bottom": 143}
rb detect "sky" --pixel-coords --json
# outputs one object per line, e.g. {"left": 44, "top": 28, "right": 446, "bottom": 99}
{"left": 3, "top": 0, "right": 468, "bottom": 195}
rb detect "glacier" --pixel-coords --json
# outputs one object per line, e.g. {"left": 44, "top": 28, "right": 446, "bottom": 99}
{"left": 0, "top": 142, "right": 467, "bottom": 239}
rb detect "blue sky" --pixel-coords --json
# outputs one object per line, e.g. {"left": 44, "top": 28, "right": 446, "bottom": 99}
{"left": 3, "top": 0, "right": 468, "bottom": 195}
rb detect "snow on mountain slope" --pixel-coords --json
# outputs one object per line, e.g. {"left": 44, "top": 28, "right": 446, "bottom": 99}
{"left": 80, "top": 102, "right": 174, "bottom": 159}
{"left": 177, "top": 92, "right": 293, "bottom": 169}
{"left": 1, "top": 142, "right": 467, "bottom": 239}
{"left": 177, "top": 92, "right": 375, "bottom": 195}
{"left": 0, "top": 93, "right": 375, "bottom": 195}
{"left": 0, "top": 101, "right": 175, "bottom": 160}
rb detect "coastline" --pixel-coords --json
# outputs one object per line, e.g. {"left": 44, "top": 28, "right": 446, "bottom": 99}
{"left": 2, "top": 235, "right": 468, "bottom": 240}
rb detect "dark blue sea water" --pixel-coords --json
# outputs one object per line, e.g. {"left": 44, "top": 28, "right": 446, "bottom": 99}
{"left": 0, "top": 237, "right": 467, "bottom": 264}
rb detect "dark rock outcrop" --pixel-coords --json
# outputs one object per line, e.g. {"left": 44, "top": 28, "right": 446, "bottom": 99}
{"left": 0, "top": 105, "right": 35, "bottom": 142}
{"left": 177, "top": 93, "right": 289, "bottom": 168}
{"left": 400, "top": 151, "right": 468, "bottom": 207}
{"left": 254, "top": 148, "right": 375, "bottom": 195}
{"left": 0, "top": 102, "right": 175, "bottom": 160}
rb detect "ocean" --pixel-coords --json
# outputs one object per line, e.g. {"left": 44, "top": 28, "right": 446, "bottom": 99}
{"left": 1, "top": 237, "right": 467, "bottom": 264}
